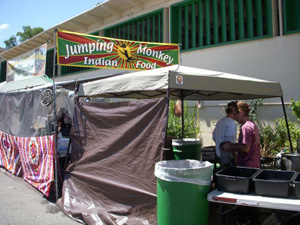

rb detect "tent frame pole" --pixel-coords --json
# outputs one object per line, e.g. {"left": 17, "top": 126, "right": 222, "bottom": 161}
{"left": 52, "top": 28, "right": 59, "bottom": 201}
{"left": 164, "top": 70, "right": 170, "bottom": 147}
{"left": 281, "top": 97, "right": 293, "bottom": 152}
{"left": 181, "top": 92, "right": 184, "bottom": 138}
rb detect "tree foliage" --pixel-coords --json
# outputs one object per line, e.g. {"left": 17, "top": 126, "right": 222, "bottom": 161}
{"left": 3, "top": 36, "right": 18, "bottom": 48}
{"left": 4, "top": 25, "right": 44, "bottom": 49}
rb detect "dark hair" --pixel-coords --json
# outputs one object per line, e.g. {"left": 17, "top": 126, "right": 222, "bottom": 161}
{"left": 237, "top": 101, "right": 250, "bottom": 116}
{"left": 225, "top": 101, "right": 238, "bottom": 114}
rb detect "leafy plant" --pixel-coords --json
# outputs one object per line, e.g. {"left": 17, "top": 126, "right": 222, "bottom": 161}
{"left": 249, "top": 99, "right": 263, "bottom": 121}
{"left": 290, "top": 98, "right": 300, "bottom": 123}
{"left": 260, "top": 117, "right": 300, "bottom": 156}
{"left": 167, "top": 100, "right": 200, "bottom": 138}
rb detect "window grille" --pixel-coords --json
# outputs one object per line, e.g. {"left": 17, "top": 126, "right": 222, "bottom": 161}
{"left": 171, "top": 0, "right": 273, "bottom": 51}
{"left": 104, "top": 10, "right": 163, "bottom": 42}
{"left": 283, "top": 0, "right": 300, "bottom": 34}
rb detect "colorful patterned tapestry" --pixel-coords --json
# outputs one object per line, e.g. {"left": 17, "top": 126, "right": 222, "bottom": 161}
{"left": 57, "top": 30, "right": 179, "bottom": 71}
{"left": 18, "top": 135, "right": 55, "bottom": 197}
{"left": 0, "top": 131, "right": 22, "bottom": 176}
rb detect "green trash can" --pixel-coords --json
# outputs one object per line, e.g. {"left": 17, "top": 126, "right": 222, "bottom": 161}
{"left": 155, "top": 160, "right": 212, "bottom": 225}
{"left": 172, "top": 138, "right": 202, "bottom": 160}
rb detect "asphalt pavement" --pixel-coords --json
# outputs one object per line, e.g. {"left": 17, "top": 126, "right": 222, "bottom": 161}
{"left": 0, "top": 168, "right": 81, "bottom": 225}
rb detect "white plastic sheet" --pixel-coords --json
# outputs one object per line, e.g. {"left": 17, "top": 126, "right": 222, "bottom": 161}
{"left": 155, "top": 160, "right": 212, "bottom": 186}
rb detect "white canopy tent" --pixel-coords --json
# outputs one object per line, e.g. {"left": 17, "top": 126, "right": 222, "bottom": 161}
{"left": 78, "top": 65, "right": 283, "bottom": 100}
{"left": 78, "top": 65, "right": 293, "bottom": 151}
{"left": 0, "top": 75, "right": 53, "bottom": 93}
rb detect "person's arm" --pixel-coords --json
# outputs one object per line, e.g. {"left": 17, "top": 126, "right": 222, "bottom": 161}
{"left": 57, "top": 122, "right": 62, "bottom": 132}
{"left": 221, "top": 142, "right": 250, "bottom": 154}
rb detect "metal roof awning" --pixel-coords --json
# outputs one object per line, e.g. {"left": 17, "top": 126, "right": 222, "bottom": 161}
{"left": 0, "top": 0, "right": 168, "bottom": 60}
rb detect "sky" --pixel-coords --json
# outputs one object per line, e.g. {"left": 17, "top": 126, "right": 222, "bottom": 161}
{"left": 0, "top": 0, "right": 104, "bottom": 48}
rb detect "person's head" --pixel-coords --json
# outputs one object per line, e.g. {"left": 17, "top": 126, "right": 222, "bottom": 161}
{"left": 236, "top": 101, "right": 250, "bottom": 124}
{"left": 225, "top": 101, "right": 238, "bottom": 119}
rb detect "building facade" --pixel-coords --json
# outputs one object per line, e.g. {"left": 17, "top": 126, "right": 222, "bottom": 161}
{"left": 0, "top": 0, "right": 299, "bottom": 145}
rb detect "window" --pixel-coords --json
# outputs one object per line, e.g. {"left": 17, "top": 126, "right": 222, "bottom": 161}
{"left": 0, "top": 61, "right": 6, "bottom": 82}
{"left": 283, "top": 0, "right": 300, "bottom": 34}
{"left": 104, "top": 9, "right": 163, "bottom": 42}
{"left": 171, "top": 0, "right": 273, "bottom": 51}
{"left": 45, "top": 49, "right": 55, "bottom": 78}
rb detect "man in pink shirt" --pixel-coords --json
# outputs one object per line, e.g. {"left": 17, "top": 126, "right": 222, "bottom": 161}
{"left": 221, "top": 101, "right": 261, "bottom": 225}
{"left": 222, "top": 101, "right": 261, "bottom": 168}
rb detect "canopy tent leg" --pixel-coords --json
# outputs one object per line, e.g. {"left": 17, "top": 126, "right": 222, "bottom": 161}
{"left": 281, "top": 97, "right": 293, "bottom": 152}
{"left": 164, "top": 71, "right": 171, "bottom": 148}
{"left": 181, "top": 92, "right": 184, "bottom": 138}
{"left": 52, "top": 28, "right": 59, "bottom": 201}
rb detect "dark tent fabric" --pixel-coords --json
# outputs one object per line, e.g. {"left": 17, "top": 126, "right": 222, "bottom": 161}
{"left": 57, "top": 98, "right": 168, "bottom": 225}
{"left": 0, "top": 90, "right": 53, "bottom": 137}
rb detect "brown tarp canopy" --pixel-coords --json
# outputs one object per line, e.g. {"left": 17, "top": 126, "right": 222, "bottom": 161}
{"left": 57, "top": 98, "right": 168, "bottom": 224}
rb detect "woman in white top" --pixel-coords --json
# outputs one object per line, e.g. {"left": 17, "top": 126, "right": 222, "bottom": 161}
{"left": 213, "top": 101, "right": 238, "bottom": 167}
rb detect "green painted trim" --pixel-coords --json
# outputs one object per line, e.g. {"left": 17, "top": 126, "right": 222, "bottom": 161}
{"left": 158, "top": 13, "right": 161, "bottom": 42}
{"left": 205, "top": 0, "right": 210, "bottom": 45}
{"left": 266, "top": 0, "right": 272, "bottom": 35}
{"left": 283, "top": 0, "right": 288, "bottom": 34}
{"left": 198, "top": 0, "right": 203, "bottom": 47}
{"left": 104, "top": 9, "right": 163, "bottom": 31}
{"left": 284, "top": 30, "right": 300, "bottom": 35}
{"left": 0, "top": 60, "right": 6, "bottom": 82}
{"left": 153, "top": 16, "right": 155, "bottom": 41}
{"left": 147, "top": 17, "right": 150, "bottom": 41}
{"left": 191, "top": 3, "right": 196, "bottom": 48}
{"left": 104, "top": 9, "right": 163, "bottom": 42}
{"left": 282, "top": 0, "right": 300, "bottom": 34}
{"left": 142, "top": 19, "right": 145, "bottom": 41}
{"left": 181, "top": 35, "right": 273, "bottom": 53}
{"left": 238, "top": 0, "right": 244, "bottom": 39}
{"left": 179, "top": 7, "right": 182, "bottom": 45}
{"left": 131, "top": 22, "right": 136, "bottom": 40}
{"left": 221, "top": 0, "right": 227, "bottom": 43}
{"left": 229, "top": 0, "right": 235, "bottom": 41}
{"left": 255, "top": 0, "right": 263, "bottom": 36}
{"left": 184, "top": 5, "right": 189, "bottom": 49}
{"left": 127, "top": 23, "right": 130, "bottom": 40}
{"left": 213, "top": 0, "right": 218, "bottom": 44}
{"left": 246, "top": 0, "right": 254, "bottom": 38}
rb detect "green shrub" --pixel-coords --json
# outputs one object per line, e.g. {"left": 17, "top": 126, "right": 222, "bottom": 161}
{"left": 290, "top": 98, "right": 300, "bottom": 123}
{"left": 167, "top": 100, "right": 200, "bottom": 138}
{"left": 260, "top": 117, "right": 300, "bottom": 156}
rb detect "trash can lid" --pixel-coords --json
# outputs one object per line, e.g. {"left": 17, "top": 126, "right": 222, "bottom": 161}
{"left": 155, "top": 160, "right": 212, "bottom": 185}
{"left": 172, "top": 138, "right": 201, "bottom": 146}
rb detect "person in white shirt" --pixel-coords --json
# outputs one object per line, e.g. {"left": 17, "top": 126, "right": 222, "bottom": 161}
{"left": 213, "top": 101, "right": 238, "bottom": 167}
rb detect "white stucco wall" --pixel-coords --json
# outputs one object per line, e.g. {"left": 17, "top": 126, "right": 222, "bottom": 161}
{"left": 181, "top": 33, "right": 300, "bottom": 146}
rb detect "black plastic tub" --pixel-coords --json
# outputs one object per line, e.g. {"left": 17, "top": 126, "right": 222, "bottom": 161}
{"left": 292, "top": 172, "right": 300, "bottom": 199}
{"left": 215, "top": 166, "right": 260, "bottom": 194}
{"left": 253, "top": 169, "right": 296, "bottom": 198}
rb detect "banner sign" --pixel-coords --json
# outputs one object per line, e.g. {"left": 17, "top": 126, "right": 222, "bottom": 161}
{"left": 6, "top": 44, "right": 47, "bottom": 82}
{"left": 56, "top": 30, "right": 179, "bottom": 71}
